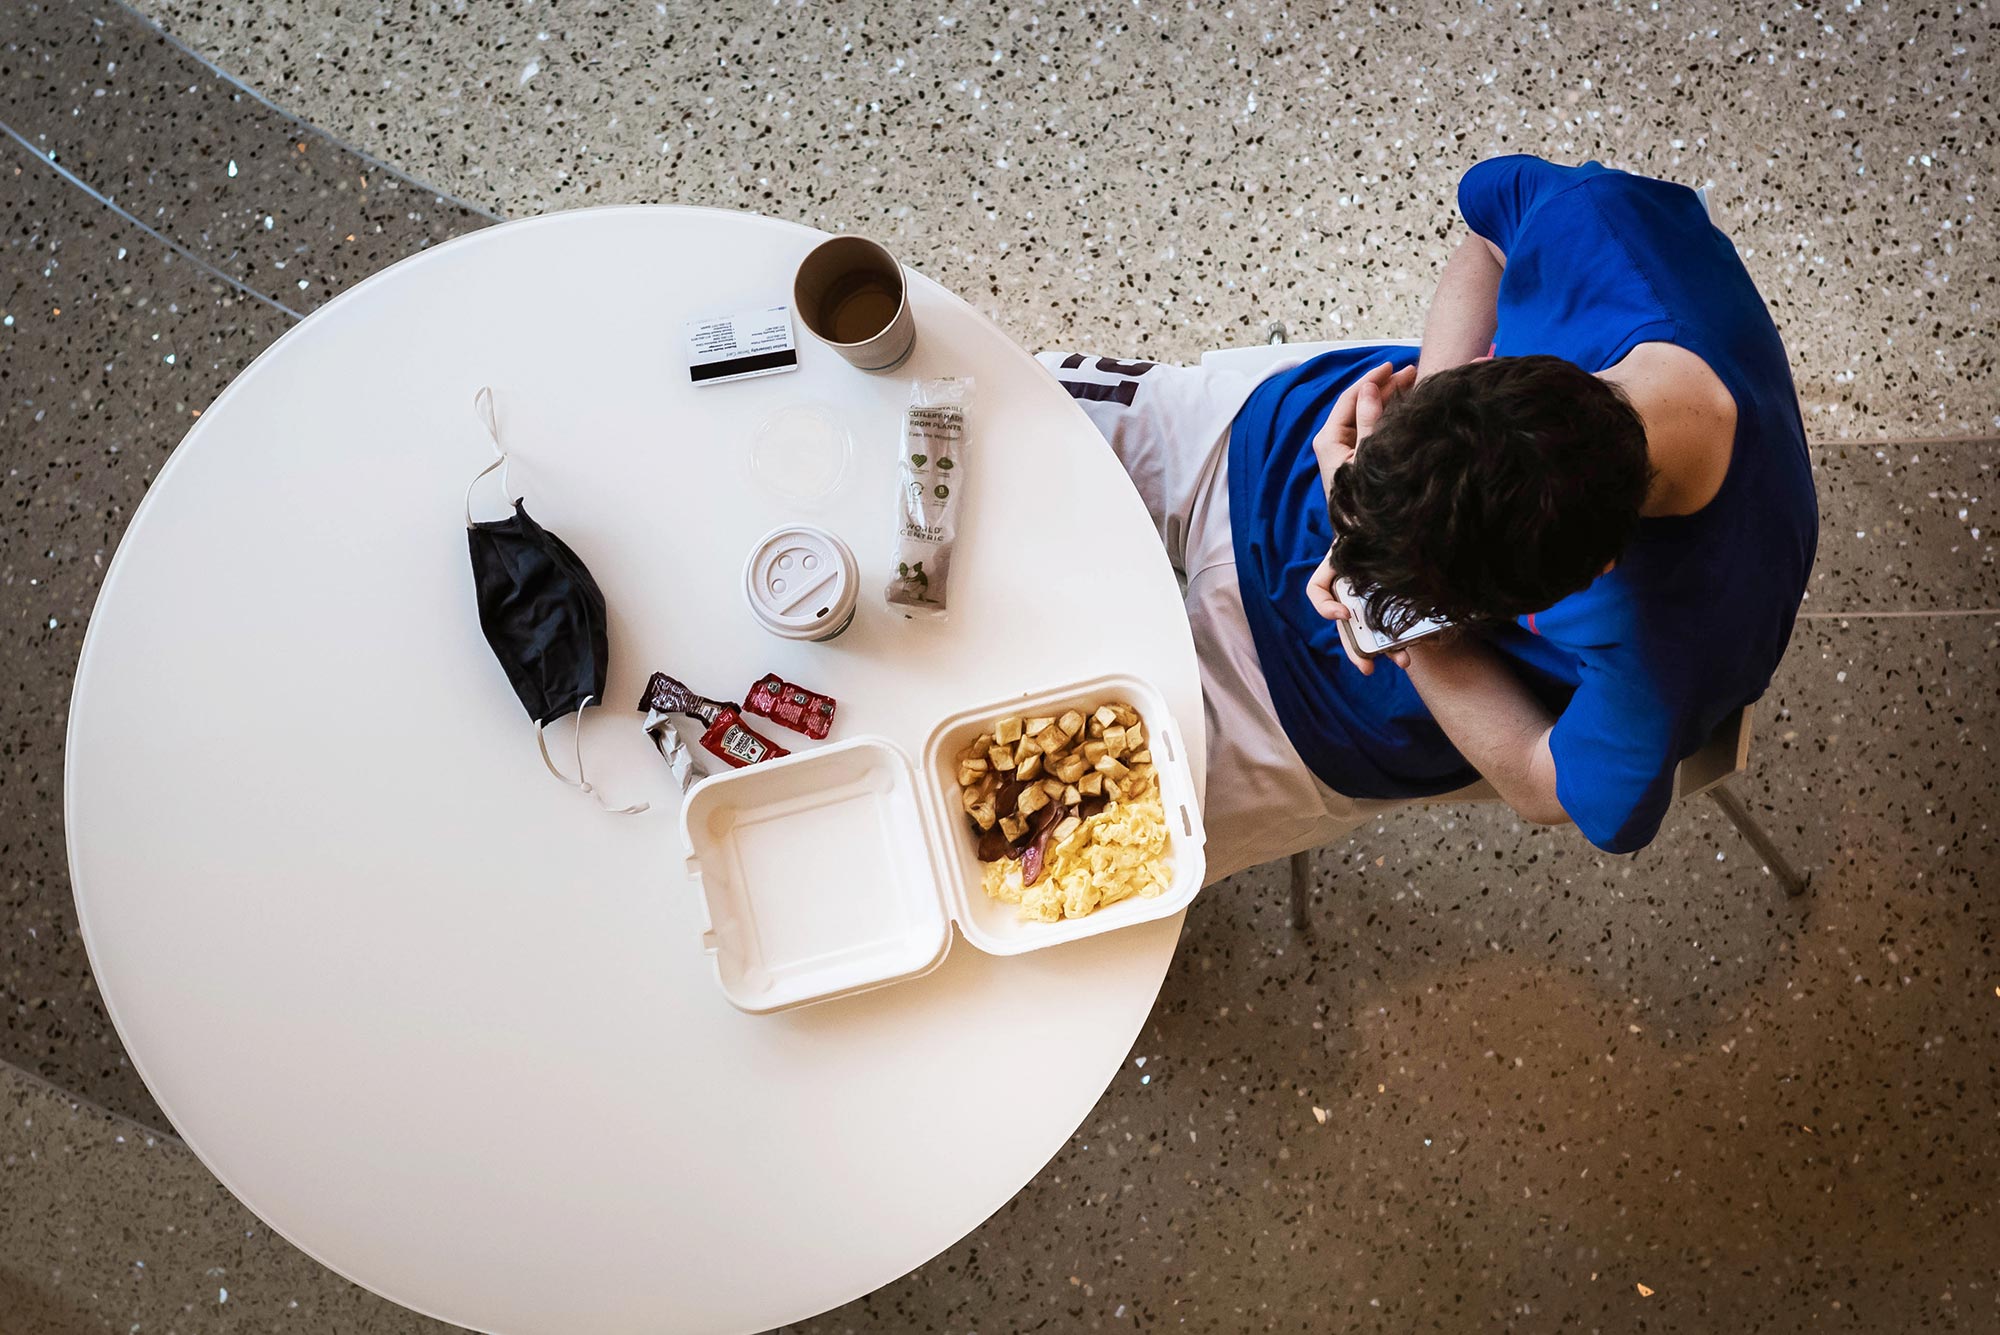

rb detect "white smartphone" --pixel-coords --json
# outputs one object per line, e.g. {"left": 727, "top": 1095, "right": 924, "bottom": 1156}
{"left": 1332, "top": 575, "right": 1451, "bottom": 659}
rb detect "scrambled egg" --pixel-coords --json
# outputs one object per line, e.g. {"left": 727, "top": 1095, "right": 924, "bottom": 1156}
{"left": 981, "top": 778, "right": 1175, "bottom": 922}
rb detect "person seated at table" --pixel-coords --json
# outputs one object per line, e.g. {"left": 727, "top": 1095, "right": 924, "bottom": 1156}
{"left": 1038, "top": 154, "right": 1818, "bottom": 882}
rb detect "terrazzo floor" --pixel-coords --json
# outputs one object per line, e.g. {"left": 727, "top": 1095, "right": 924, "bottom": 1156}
{"left": 2, "top": 0, "right": 1995, "bottom": 1331}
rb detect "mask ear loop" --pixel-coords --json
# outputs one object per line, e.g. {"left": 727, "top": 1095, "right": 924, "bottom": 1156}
{"left": 536, "top": 697, "right": 650, "bottom": 815}
{"left": 464, "top": 386, "right": 516, "bottom": 527}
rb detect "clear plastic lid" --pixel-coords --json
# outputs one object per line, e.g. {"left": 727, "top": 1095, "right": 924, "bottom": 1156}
{"left": 746, "top": 403, "right": 852, "bottom": 508}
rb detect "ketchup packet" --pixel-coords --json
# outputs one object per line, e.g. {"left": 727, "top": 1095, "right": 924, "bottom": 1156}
{"left": 744, "top": 672, "right": 837, "bottom": 740}
{"left": 697, "top": 708, "right": 788, "bottom": 769}
{"left": 639, "top": 671, "right": 788, "bottom": 770}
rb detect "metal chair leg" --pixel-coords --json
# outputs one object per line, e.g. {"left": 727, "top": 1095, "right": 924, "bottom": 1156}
{"left": 1288, "top": 851, "right": 1313, "bottom": 928}
{"left": 1708, "top": 783, "right": 1810, "bottom": 897}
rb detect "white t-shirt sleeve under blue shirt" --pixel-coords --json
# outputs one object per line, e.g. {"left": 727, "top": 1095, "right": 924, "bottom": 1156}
{"left": 1226, "top": 155, "right": 1818, "bottom": 853}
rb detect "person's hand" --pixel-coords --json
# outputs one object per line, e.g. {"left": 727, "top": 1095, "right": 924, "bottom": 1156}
{"left": 1307, "top": 551, "right": 1410, "bottom": 676}
{"left": 1310, "top": 361, "right": 1416, "bottom": 490}
{"left": 1307, "top": 360, "right": 1415, "bottom": 673}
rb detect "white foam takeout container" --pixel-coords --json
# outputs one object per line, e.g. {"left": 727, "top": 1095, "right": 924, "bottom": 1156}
{"left": 679, "top": 673, "right": 1206, "bottom": 1013}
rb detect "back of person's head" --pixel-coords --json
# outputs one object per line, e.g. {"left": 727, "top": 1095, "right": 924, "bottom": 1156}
{"left": 1327, "top": 355, "right": 1653, "bottom": 634}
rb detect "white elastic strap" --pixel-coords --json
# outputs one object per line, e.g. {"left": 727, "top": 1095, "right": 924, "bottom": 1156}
{"left": 535, "top": 697, "right": 650, "bottom": 815}
{"left": 464, "top": 386, "right": 515, "bottom": 527}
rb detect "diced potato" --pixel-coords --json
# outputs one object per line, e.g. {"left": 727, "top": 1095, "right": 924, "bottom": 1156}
{"left": 961, "top": 786, "right": 985, "bottom": 813}
{"left": 1113, "top": 704, "right": 1140, "bottom": 728}
{"left": 1103, "top": 725, "right": 1128, "bottom": 758}
{"left": 1125, "top": 722, "right": 1145, "bottom": 750}
{"left": 995, "top": 716, "right": 1024, "bottom": 745}
{"left": 964, "top": 755, "right": 990, "bottom": 774}
{"left": 1094, "top": 705, "right": 1118, "bottom": 728}
{"left": 1078, "top": 770, "right": 1104, "bottom": 796}
{"left": 1051, "top": 815, "right": 1082, "bottom": 846}
{"left": 1000, "top": 813, "right": 1027, "bottom": 842}
{"left": 1103, "top": 776, "right": 1125, "bottom": 801}
{"left": 1040, "top": 778, "right": 1065, "bottom": 797}
{"left": 1018, "top": 784, "right": 1050, "bottom": 817}
{"left": 1016, "top": 752, "right": 1043, "bottom": 781}
{"left": 1052, "top": 754, "right": 1088, "bottom": 784}
{"left": 1058, "top": 710, "right": 1085, "bottom": 738}
{"left": 1033, "top": 724, "right": 1067, "bottom": 755}
{"left": 1082, "top": 740, "right": 1108, "bottom": 765}
{"left": 957, "top": 765, "right": 977, "bottom": 789}
{"left": 969, "top": 800, "right": 997, "bottom": 830}
{"left": 1062, "top": 784, "right": 1081, "bottom": 805}
{"left": 1024, "top": 716, "right": 1055, "bottom": 737}
{"left": 1015, "top": 736, "right": 1041, "bottom": 763}
{"left": 1130, "top": 749, "right": 1152, "bottom": 766}
{"left": 1095, "top": 755, "right": 1130, "bottom": 779}
{"left": 989, "top": 745, "right": 1016, "bottom": 772}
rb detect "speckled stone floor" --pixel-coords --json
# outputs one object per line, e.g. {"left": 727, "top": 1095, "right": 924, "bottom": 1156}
{"left": 0, "top": 1057, "right": 458, "bottom": 1335}
{"left": 127, "top": 0, "right": 1997, "bottom": 441}
{"left": 2, "top": 0, "right": 1995, "bottom": 1331}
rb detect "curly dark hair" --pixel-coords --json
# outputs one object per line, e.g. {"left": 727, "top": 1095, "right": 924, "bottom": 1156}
{"left": 1327, "top": 355, "right": 1654, "bottom": 636}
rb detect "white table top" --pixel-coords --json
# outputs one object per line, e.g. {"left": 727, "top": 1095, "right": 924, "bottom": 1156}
{"left": 65, "top": 207, "right": 1205, "bottom": 1335}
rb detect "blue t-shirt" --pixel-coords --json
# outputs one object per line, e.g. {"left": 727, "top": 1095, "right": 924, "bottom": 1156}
{"left": 1228, "top": 156, "right": 1818, "bottom": 853}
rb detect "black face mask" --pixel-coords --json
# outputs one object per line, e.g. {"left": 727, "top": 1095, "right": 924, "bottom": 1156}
{"left": 468, "top": 500, "right": 608, "bottom": 726}
{"left": 464, "top": 388, "right": 646, "bottom": 813}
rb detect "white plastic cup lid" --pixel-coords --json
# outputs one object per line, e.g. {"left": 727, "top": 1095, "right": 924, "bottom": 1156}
{"left": 743, "top": 525, "right": 858, "bottom": 640}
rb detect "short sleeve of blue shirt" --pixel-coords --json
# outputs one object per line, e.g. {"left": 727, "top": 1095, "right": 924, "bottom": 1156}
{"left": 1457, "top": 155, "right": 1577, "bottom": 253}
{"left": 1228, "top": 156, "right": 1817, "bottom": 855}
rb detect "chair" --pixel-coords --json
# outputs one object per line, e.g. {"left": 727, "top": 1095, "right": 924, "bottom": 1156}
{"left": 1195, "top": 330, "right": 1810, "bottom": 924}
{"left": 1284, "top": 705, "right": 1806, "bottom": 928}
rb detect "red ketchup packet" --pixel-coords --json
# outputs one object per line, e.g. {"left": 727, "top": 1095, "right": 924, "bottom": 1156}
{"left": 743, "top": 672, "right": 837, "bottom": 740}
{"left": 639, "top": 671, "right": 788, "bottom": 769}
{"left": 697, "top": 707, "right": 788, "bottom": 769}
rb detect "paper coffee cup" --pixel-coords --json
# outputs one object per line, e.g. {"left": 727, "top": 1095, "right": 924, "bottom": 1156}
{"left": 743, "top": 525, "right": 859, "bottom": 642}
{"left": 793, "top": 236, "right": 917, "bottom": 373}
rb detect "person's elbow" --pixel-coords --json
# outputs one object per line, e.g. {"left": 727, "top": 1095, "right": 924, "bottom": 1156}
{"left": 1510, "top": 793, "right": 1572, "bottom": 828}
{"left": 1510, "top": 730, "right": 1568, "bottom": 826}
{"left": 1483, "top": 770, "right": 1568, "bottom": 826}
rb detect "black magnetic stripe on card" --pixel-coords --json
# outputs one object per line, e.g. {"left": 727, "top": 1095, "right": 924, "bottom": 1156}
{"left": 689, "top": 349, "right": 799, "bottom": 382}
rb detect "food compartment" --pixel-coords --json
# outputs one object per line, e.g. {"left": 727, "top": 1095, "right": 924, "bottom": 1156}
{"left": 681, "top": 738, "right": 952, "bottom": 1012}
{"left": 921, "top": 674, "right": 1206, "bottom": 956}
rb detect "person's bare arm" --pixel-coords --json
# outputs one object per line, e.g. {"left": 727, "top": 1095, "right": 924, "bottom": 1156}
{"left": 1399, "top": 631, "right": 1569, "bottom": 825}
{"left": 1415, "top": 234, "right": 1506, "bottom": 380}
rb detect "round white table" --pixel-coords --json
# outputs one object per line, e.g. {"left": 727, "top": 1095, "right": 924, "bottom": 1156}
{"left": 66, "top": 208, "right": 1206, "bottom": 1335}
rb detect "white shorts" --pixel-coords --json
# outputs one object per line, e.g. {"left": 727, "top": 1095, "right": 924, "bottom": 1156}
{"left": 1036, "top": 351, "right": 1392, "bottom": 882}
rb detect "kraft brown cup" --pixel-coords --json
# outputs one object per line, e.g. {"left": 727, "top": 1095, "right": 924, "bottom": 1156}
{"left": 793, "top": 236, "right": 917, "bottom": 373}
